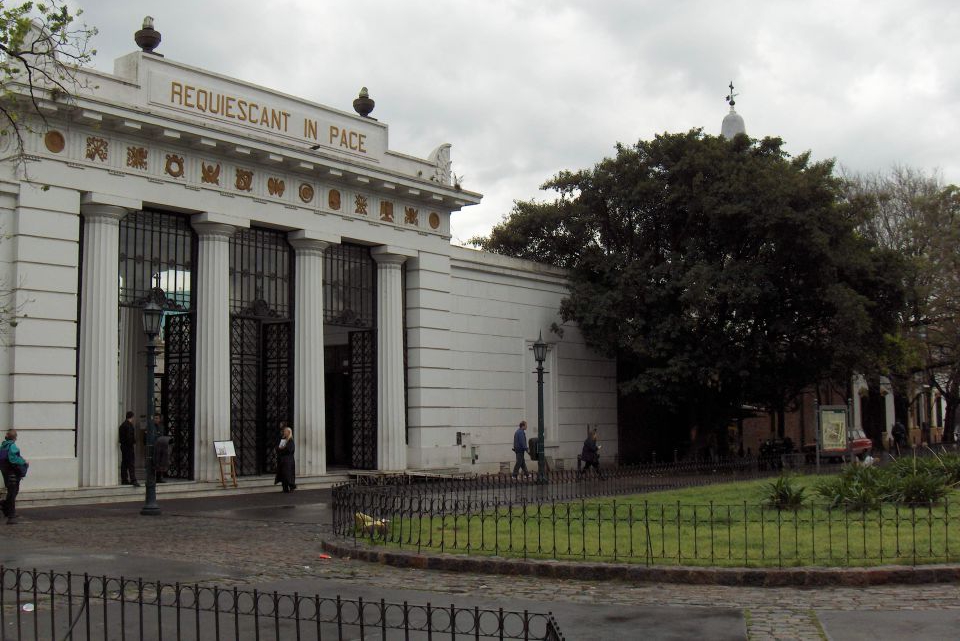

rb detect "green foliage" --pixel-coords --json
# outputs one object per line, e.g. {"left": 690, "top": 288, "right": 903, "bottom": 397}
{"left": 815, "top": 465, "right": 894, "bottom": 511}
{"left": 815, "top": 457, "right": 959, "bottom": 509}
{"left": 476, "top": 131, "right": 907, "bottom": 437}
{"left": 763, "top": 474, "right": 806, "bottom": 510}
{"left": 0, "top": 0, "right": 97, "bottom": 151}
{"left": 886, "top": 452, "right": 958, "bottom": 504}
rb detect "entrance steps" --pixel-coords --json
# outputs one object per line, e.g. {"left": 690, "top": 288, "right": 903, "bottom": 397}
{"left": 15, "top": 473, "right": 351, "bottom": 508}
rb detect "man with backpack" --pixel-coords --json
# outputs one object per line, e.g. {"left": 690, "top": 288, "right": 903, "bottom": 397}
{"left": 0, "top": 429, "right": 28, "bottom": 524}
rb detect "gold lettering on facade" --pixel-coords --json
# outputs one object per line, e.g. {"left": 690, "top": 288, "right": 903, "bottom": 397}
{"left": 165, "top": 154, "right": 185, "bottom": 178}
{"left": 328, "top": 126, "right": 367, "bottom": 153}
{"left": 169, "top": 82, "right": 292, "bottom": 134}
{"left": 201, "top": 161, "right": 221, "bottom": 185}
{"left": 428, "top": 212, "right": 440, "bottom": 230}
{"left": 329, "top": 189, "right": 341, "bottom": 210}
{"left": 380, "top": 201, "right": 394, "bottom": 223}
{"left": 298, "top": 183, "right": 314, "bottom": 203}
{"left": 267, "top": 177, "right": 285, "bottom": 197}
{"left": 85, "top": 136, "right": 108, "bottom": 161}
{"left": 304, "top": 118, "right": 318, "bottom": 141}
{"left": 355, "top": 194, "right": 368, "bottom": 215}
{"left": 404, "top": 206, "right": 418, "bottom": 226}
{"left": 126, "top": 146, "right": 148, "bottom": 170}
{"left": 235, "top": 168, "right": 254, "bottom": 192}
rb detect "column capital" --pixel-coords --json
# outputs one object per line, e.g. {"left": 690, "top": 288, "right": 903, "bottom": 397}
{"left": 372, "top": 245, "right": 417, "bottom": 266}
{"left": 288, "top": 229, "right": 339, "bottom": 253}
{"left": 81, "top": 192, "right": 142, "bottom": 212}
{"left": 79, "top": 203, "right": 127, "bottom": 223}
{"left": 192, "top": 212, "right": 247, "bottom": 239}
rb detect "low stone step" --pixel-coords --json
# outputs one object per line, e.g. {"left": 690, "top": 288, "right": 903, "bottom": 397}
{"left": 14, "top": 473, "right": 351, "bottom": 508}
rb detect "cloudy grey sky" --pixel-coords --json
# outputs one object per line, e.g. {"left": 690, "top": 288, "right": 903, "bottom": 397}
{"left": 73, "top": 0, "right": 960, "bottom": 244}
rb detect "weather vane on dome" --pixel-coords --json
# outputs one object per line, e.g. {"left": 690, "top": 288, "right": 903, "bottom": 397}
{"left": 726, "top": 81, "right": 738, "bottom": 108}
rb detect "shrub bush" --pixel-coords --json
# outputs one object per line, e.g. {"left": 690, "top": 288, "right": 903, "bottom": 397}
{"left": 815, "top": 465, "right": 893, "bottom": 510}
{"left": 763, "top": 474, "right": 806, "bottom": 510}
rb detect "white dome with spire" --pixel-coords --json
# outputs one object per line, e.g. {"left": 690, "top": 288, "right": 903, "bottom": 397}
{"left": 721, "top": 81, "right": 746, "bottom": 139}
{"left": 721, "top": 107, "right": 746, "bottom": 139}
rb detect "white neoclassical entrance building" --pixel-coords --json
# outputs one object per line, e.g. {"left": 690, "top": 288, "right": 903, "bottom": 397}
{"left": 0, "top": 27, "right": 617, "bottom": 491}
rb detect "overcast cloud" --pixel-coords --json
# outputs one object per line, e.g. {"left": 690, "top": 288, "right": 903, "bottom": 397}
{"left": 74, "top": 0, "right": 960, "bottom": 244}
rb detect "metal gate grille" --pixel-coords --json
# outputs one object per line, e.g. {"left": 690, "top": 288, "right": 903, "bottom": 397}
{"left": 163, "top": 313, "right": 194, "bottom": 479}
{"left": 261, "top": 322, "right": 290, "bottom": 473}
{"left": 228, "top": 226, "right": 293, "bottom": 476}
{"left": 350, "top": 330, "right": 376, "bottom": 469}
{"left": 230, "top": 318, "right": 261, "bottom": 476}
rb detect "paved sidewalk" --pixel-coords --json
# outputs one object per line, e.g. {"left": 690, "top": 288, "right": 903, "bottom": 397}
{"left": 3, "top": 489, "right": 960, "bottom": 639}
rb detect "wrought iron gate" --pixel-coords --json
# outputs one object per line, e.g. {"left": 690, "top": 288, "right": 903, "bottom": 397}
{"left": 350, "top": 330, "right": 376, "bottom": 469}
{"left": 228, "top": 227, "right": 293, "bottom": 477}
{"left": 163, "top": 313, "right": 194, "bottom": 479}
{"left": 230, "top": 318, "right": 291, "bottom": 476}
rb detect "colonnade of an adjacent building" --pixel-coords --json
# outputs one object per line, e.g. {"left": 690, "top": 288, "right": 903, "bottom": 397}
{"left": 76, "top": 195, "right": 410, "bottom": 486}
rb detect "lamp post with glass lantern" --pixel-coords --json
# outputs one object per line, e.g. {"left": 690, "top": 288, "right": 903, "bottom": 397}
{"left": 532, "top": 332, "right": 548, "bottom": 484}
{"left": 141, "top": 301, "right": 163, "bottom": 516}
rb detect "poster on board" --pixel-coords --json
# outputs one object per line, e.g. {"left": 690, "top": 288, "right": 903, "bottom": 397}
{"left": 214, "top": 440, "right": 237, "bottom": 459}
{"left": 819, "top": 407, "right": 848, "bottom": 451}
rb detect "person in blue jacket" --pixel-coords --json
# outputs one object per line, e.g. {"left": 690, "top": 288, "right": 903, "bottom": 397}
{"left": 1, "top": 429, "right": 28, "bottom": 524}
{"left": 512, "top": 420, "right": 529, "bottom": 479}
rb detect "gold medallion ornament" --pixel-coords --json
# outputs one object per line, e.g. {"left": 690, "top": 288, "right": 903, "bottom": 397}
{"left": 354, "top": 194, "right": 368, "bottom": 215}
{"left": 44, "top": 131, "right": 65, "bottom": 153}
{"left": 328, "top": 189, "right": 341, "bottom": 210}
{"left": 201, "top": 161, "right": 221, "bottom": 185}
{"left": 379, "top": 201, "right": 394, "bottom": 223}
{"left": 85, "top": 136, "right": 108, "bottom": 161}
{"left": 404, "top": 206, "right": 418, "bottom": 226}
{"left": 235, "top": 168, "right": 254, "bottom": 192}
{"left": 126, "top": 147, "right": 148, "bottom": 170}
{"left": 267, "top": 177, "right": 285, "bottom": 197}
{"left": 428, "top": 212, "right": 440, "bottom": 229}
{"left": 164, "top": 154, "right": 185, "bottom": 178}
{"left": 298, "top": 183, "right": 314, "bottom": 203}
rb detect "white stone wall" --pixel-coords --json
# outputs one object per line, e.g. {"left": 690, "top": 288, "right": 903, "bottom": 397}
{"left": 419, "top": 246, "right": 617, "bottom": 472}
{"left": 0, "top": 182, "right": 81, "bottom": 489}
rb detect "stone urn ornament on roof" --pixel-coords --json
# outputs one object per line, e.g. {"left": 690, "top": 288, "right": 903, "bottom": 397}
{"left": 353, "top": 87, "right": 375, "bottom": 118}
{"left": 135, "top": 16, "right": 162, "bottom": 54}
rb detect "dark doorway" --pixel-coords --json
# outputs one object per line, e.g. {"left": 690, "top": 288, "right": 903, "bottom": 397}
{"left": 323, "top": 244, "right": 377, "bottom": 470}
{"left": 325, "top": 344, "right": 352, "bottom": 467}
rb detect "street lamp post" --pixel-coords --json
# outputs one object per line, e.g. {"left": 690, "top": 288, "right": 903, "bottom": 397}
{"left": 141, "top": 301, "right": 163, "bottom": 516}
{"left": 532, "top": 332, "right": 548, "bottom": 484}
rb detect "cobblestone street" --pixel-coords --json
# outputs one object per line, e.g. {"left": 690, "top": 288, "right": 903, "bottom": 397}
{"left": 4, "top": 489, "right": 960, "bottom": 640}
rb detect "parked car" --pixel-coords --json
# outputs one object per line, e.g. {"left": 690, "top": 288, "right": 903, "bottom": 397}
{"left": 803, "top": 428, "right": 873, "bottom": 462}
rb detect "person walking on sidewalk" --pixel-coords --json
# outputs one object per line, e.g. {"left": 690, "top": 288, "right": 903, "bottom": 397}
{"left": 119, "top": 411, "right": 140, "bottom": 487}
{"left": 275, "top": 424, "right": 297, "bottom": 493}
{"left": 512, "top": 420, "right": 529, "bottom": 479}
{"left": 1, "top": 429, "right": 28, "bottom": 524}
{"left": 153, "top": 414, "right": 170, "bottom": 483}
{"left": 579, "top": 428, "right": 602, "bottom": 478}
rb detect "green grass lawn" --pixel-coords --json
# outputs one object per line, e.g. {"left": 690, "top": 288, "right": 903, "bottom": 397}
{"left": 357, "top": 475, "right": 960, "bottom": 568}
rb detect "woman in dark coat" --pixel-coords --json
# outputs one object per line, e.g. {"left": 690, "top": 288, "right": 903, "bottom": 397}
{"left": 275, "top": 424, "right": 296, "bottom": 493}
{"left": 579, "top": 428, "right": 601, "bottom": 478}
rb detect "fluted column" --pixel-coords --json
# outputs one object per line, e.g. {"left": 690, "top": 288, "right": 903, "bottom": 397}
{"left": 77, "top": 204, "right": 126, "bottom": 486}
{"left": 192, "top": 215, "right": 237, "bottom": 481}
{"left": 372, "top": 247, "right": 415, "bottom": 471}
{"left": 289, "top": 230, "right": 336, "bottom": 476}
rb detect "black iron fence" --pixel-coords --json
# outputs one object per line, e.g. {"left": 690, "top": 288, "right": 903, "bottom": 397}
{"left": 0, "top": 566, "right": 564, "bottom": 640}
{"left": 331, "top": 456, "right": 960, "bottom": 568}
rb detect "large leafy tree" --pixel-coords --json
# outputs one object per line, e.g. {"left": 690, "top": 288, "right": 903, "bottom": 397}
{"left": 0, "top": 0, "right": 96, "bottom": 154}
{"left": 849, "top": 167, "right": 960, "bottom": 440}
{"left": 475, "top": 130, "right": 905, "bottom": 446}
